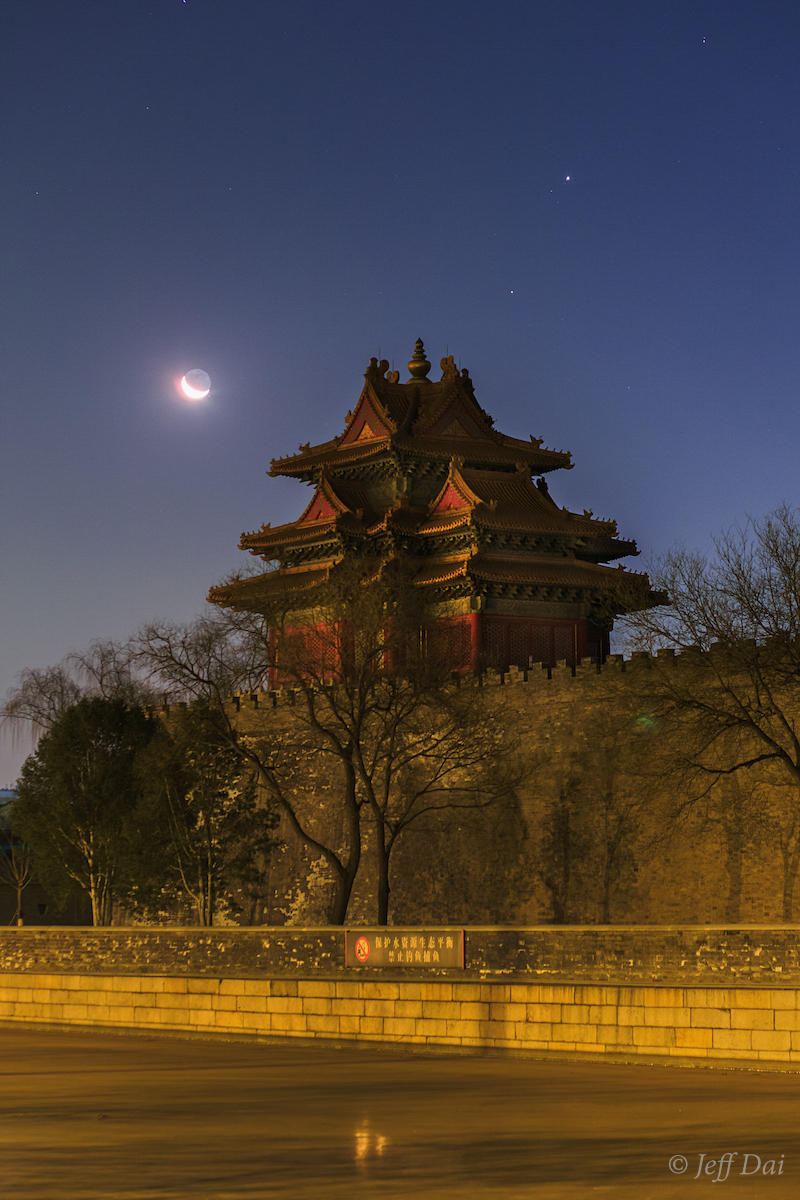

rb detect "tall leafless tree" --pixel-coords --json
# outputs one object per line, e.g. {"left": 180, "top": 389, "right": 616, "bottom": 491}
{"left": 134, "top": 610, "right": 366, "bottom": 924}
{"left": 2, "top": 639, "right": 154, "bottom": 746}
{"left": 619, "top": 504, "right": 800, "bottom": 916}
{"left": 0, "top": 797, "right": 32, "bottom": 925}
{"left": 255, "top": 560, "right": 519, "bottom": 923}
{"left": 138, "top": 560, "right": 518, "bottom": 924}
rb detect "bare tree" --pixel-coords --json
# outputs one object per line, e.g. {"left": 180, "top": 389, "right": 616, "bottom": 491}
{"left": 2, "top": 665, "right": 82, "bottom": 736}
{"left": 693, "top": 774, "right": 773, "bottom": 922}
{"left": 137, "top": 559, "right": 520, "bottom": 925}
{"left": 619, "top": 504, "right": 800, "bottom": 915}
{"left": 133, "top": 612, "right": 366, "bottom": 924}
{"left": 257, "top": 560, "right": 518, "bottom": 923}
{"left": 0, "top": 797, "right": 32, "bottom": 925}
{"left": 2, "top": 639, "right": 154, "bottom": 741}
{"left": 538, "top": 772, "right": 589, "bottom": 923}
{"left": 536, "top": 705, "right": 657, "bottom": 923}
{"left": 355, "top": 683, "right": 516, "bottom": 923}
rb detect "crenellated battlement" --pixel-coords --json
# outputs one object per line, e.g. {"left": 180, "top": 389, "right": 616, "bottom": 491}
{"left": 148, "top": 643, "right": 727, "bottom": 723}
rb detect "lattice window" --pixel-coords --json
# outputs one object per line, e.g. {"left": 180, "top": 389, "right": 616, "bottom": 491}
{"left": 529, "top": 623, "right": 552, "bottom": 667}
{"left": 509, "top": 622, "right": 529, "bottom": 669}
{"left": 484, "top": 619, "right": 508, "bottom": 670}
{"left": 426, "top": 618, "right": 470, "bottom": 671}
{"left": 552, "top": 624, "right": 576, "bottom": 666}
{"left": 449, "top": 618, "right": 473, "bottom": 670}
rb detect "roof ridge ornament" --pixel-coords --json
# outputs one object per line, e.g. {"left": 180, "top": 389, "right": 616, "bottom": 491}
{"left": 407, "top": 338, "right": 432, "bottom": 380}
{"left": 459, "top": 366, "right": 475, "bottom": 396}
{"left": 440, "top": 354, "right": 458, "bottom": 381}
{"left": 365, "top": 356, "right": 400, "bottom": 383}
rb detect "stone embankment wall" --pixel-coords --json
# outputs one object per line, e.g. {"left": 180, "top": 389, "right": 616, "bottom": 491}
{"left": 4, "top": 927, "right": 800, "bottom": 1065}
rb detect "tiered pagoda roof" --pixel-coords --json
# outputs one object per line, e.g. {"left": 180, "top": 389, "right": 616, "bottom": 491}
{"left": 210, "top": 340, "right": 656, "bottom": 634}
{"left": 267, "top": 344, "right": 572, "bottom": 482}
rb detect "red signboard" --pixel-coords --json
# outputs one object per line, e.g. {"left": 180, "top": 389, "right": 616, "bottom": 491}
{"left": 345, "top": 929, "right": 465, "bottom": 968}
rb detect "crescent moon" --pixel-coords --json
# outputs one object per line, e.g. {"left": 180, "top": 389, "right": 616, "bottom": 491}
{"left": 180, "top": 374, "right": 210, "bottom": 400}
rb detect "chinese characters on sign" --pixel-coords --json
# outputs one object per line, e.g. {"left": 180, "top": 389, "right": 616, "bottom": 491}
{"left": 345, "top": 929, "right": 465, "bottom": 968}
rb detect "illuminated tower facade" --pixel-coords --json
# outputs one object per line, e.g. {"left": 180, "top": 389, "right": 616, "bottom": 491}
{"left": 210, "top": 341, "right": 656, "bottom": 671}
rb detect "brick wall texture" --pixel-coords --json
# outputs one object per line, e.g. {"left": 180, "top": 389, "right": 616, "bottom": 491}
{"left": 224, "top": 653, "right": 800, "bottom": 927}
{"left": 3, "top": 925, "right": 800, "bottom": 982}
{"left": 4, "top": 971, "right": 800, "bottom": 1064}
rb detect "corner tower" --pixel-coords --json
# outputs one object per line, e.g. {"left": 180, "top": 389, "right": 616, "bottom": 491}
{"left": 209, "top": 340, "right": 657, "bottom": 670}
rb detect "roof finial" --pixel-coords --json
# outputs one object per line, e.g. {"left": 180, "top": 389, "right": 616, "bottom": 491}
{"left": 407, "top": 337, "right": 431, "bottom": 380}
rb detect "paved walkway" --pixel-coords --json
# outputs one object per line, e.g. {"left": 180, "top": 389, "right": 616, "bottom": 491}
{"left": 2, "top": 1026, "right": 799, "bottom": 1198}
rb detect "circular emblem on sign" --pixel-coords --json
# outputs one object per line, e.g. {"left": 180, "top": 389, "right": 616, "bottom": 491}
{"left": 354, "top": 936, "right": 370, "bottom": 963}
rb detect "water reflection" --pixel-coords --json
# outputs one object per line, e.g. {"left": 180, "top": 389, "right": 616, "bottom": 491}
{"left": 353, "top": 1117, "right": 389, "bottom": 1173}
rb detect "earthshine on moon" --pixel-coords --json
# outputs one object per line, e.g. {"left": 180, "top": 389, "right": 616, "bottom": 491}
{"left": 180, "top": 368, "right": 211, "bottom": 400}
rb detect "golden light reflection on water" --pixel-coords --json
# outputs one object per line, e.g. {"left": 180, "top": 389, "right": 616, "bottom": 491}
{"left": 353, "top": 1118, "right": 389, "bottom": 1172}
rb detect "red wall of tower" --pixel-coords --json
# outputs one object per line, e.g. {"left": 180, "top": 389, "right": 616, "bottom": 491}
{"left": 481, "top": 614, "right": 587, "bottom": 670}
{"left": 268, "top": 612, "right": 605, "bottom": 686}
{"left": 430, "top": 613, "right": 596, "bottom": 672}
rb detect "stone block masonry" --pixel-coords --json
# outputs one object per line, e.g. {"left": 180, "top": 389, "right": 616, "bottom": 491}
{"left": 215, "top": 647, "right": 800, "bottom": 928}
{"left": 3, "top": 926, "right": 800, "bottom": 1066}
{"left": 4, "top": 971, "right": 800, "bottom": 1064}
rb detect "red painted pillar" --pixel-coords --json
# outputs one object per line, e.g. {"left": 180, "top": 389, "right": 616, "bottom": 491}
{"left": 469, "top": 611, "right": 481, "bottom": 671}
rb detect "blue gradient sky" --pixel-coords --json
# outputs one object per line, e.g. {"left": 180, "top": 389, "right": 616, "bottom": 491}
{"left": 4, "top": 0, "right": 800, "bottom": 783}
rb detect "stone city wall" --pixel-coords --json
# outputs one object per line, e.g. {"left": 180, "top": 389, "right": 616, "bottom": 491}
{"left": 218, "top": 650, "right": 799, "bottom": 928}
{"left": 6, "top": 648, "right": 791, "bottom": 929}
{"left": 3, "top": 927, "right": 800, "bottom": 1065}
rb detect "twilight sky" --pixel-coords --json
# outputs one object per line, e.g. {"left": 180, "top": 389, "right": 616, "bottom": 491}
{"left": 3, "top": 0, "right": 800, "bottom": 784}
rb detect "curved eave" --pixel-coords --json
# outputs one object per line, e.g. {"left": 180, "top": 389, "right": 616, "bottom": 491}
{"left": 574, "top": 539, "right": 639, "bottom": 564}
{"left": 241, "top": 514, "right": 371, "bottom": 556}
{"left": 406, "top": 550, "right": 652, "bottom": 595}
{"left": 393, "top": 435, "right": 571, "bottom": 473}
{"left": 269, "top": 436, "right": 391, "bottom": 478}
{"left": 410, "top": 506, "right": 637, "bottom": 553}
{"left": 491, "top": 432, "right": 573, "bottom": 471}
{"left": 468, "top": 553, "right": 650, "bottom": 591}
{"left": 208, "top": 563, "right": 335, "bottom": 612}
{"left": 412, "top": 556, "right": 471, "bottom": 586}
{"left": 240, "top": 524, "right": 337, "bottom": 555}
{"left": 472, "top": 508, "right": 628, "bottom": 541}
{"left": 415, "top": 511, "right": 475, "bottom": 534}
{"left": 270, "top": 437, "right": 573, "bottom": 480}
